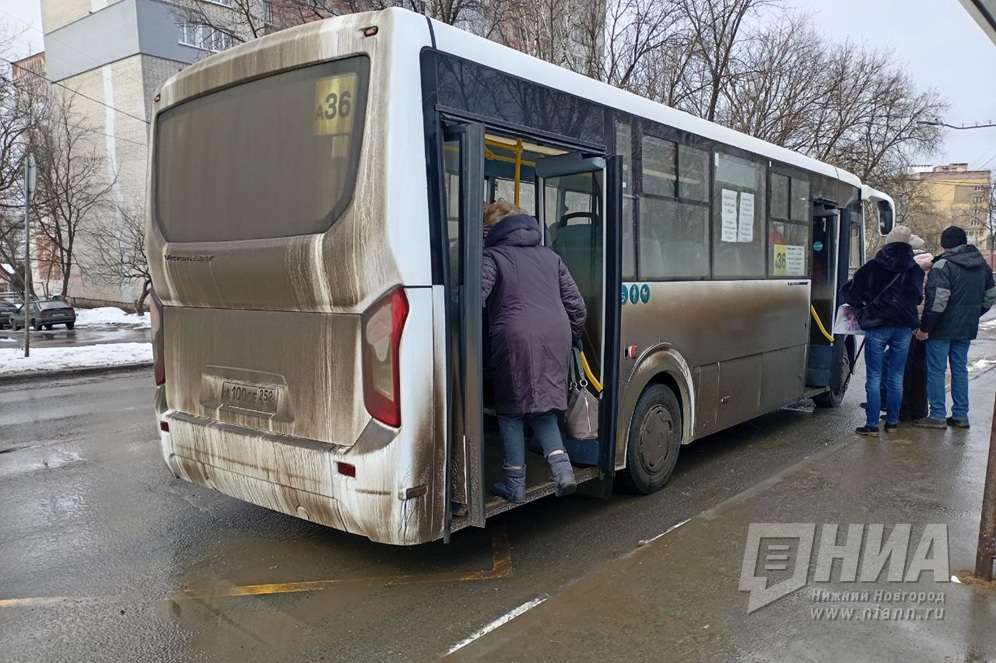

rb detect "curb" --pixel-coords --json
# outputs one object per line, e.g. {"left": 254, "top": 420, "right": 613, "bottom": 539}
{"left": 0, "top": 362, "right": 153, "bottom": 384}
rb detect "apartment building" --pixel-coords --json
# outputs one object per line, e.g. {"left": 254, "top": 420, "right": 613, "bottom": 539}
{"left": 39, "top": 0, "right": 243, "bottom": 305}
{"left": 908, "top": 163, "right": 993, "bottom": 252}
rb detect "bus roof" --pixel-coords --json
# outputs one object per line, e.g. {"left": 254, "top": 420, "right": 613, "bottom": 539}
{"left": 159, "top": 7, "right": 864, "bottom": 192}
{"left": 419, "top": 10, "right": 862, "bottom": 190}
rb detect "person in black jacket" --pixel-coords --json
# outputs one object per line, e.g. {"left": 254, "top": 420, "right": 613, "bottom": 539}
{"left": 913, "top": 226, "right": 996, "bottom": 429}
{"left": 843, "top": 225, "right": 925, "bottom": 435}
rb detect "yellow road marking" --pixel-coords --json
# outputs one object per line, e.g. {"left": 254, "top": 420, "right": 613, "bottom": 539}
{"left": 0, "top": 525, "right": 514, "bottom": 607}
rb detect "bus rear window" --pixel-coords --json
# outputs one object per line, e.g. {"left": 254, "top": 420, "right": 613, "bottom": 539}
{"left": 155, "top": 56, "right": 369, "bottom": 242}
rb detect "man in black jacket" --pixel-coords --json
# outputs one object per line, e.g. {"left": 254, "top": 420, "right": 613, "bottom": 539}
{"left": 914, "top": 226, "right": 996, "bottom": 429}
{"left": 844, "top": 225, "right": 925, "bottom": 436}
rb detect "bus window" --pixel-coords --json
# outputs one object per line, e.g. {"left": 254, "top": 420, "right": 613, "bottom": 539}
{"left": 156, "top": 56, "right": 369, "bottom": 242}
{"left": 768, "top": 173, "right": 810, "bottom": 277}
{"left": 849, "top": 221, "right": 864, "bottom": 277}
{"left": 713, "top": 152, "right": 766, "bottom": 278}
{"left": 495, "top": 178, "right": 536, "bottom": 215}
{"left": 678, "top": 144, "right": 709, "bottom": 202}
{"left": 640, "top": 198, "right": 709, "bottom": 279}
{"left": 616, "top": 120, "right": 636, "bottom": 279}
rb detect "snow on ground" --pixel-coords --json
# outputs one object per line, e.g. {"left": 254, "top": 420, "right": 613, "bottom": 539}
{"left": 0, "top": 343, "right": 152, "bottom": 376}
{"left": 75, "top": 307, "right": 151, "bottom": 328}
{"left": 970, "top": 358, "right": 996, "bottom": 373}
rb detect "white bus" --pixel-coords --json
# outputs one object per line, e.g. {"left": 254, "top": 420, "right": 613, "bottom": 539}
{"left": 148, "top": 8, "right": 894, "bottom": 545}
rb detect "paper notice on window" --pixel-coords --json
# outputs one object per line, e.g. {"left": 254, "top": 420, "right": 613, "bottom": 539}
{"left": 773, "top": 244, "right": 806, "bottom": 276}
{"left": 721, "top": 189, "right": 738, "bottom": 243}
{"left": 737, "top": 192, "right": 754, "bottom": 243}
{"left": 313, "top": 73, "right": 358, "bottom": 136}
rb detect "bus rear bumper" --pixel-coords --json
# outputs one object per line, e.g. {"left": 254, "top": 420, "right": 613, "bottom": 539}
{"left": 153, "top": 395, "right": 438, "bottom": 545}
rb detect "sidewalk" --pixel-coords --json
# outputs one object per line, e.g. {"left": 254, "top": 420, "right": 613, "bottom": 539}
{"left": 450, "top": 370, "right": 996, "bottom": 661}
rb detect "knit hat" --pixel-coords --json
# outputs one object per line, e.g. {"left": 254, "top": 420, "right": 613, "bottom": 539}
{"left": 940, "top": 226, "right": 967, "bottom": 249}
{"left": 884, "top": 225, "right": 913, "bottom": 245}
{"left": 909, "top": 233, "right": 925, "bottom": 249}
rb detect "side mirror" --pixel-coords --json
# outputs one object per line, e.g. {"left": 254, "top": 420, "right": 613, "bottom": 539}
{"left": 877, "top": 200, "right": 894, "bottom": 235}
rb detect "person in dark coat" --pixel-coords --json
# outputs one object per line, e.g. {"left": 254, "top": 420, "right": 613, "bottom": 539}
{"left": 913, "top": 226, "right": 996, "bottom": 429}
{"left": 482, "top": 201, "right": 587, "bottom": 503}
{"left": 843, "top": 225, "right": 924, "bottom": 436}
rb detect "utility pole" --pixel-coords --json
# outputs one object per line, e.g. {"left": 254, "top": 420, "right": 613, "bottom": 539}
{"left": 977, "top": 394, "right": 996, "bottom": 581}
{"left": 23, "top": 153, "right": 35, "bottom": 358}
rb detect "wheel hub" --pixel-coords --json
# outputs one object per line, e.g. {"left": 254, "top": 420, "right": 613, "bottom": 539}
{"left": 639, "top": 404, "right": 673, "bottom": 473}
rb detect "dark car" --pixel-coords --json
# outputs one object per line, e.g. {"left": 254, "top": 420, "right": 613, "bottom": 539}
{"left": 11, "top": 299, "right": 77, "bottom": 330}
{"left": 0, "top": 299, "right": 17, "bottom": 329}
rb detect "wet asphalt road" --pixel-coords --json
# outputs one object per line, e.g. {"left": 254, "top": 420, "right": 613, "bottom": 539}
{"left": 0, "top": 325, "right": 150, "bottom": 349}
{"left": 2, "top": 331, "right": 996, "bottom": 662}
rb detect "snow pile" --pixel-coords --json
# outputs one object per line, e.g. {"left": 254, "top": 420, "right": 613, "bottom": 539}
{"left": 75, "top": 307, "right": 151, "bottom": 328}
{"left": 979, "top": 318, "right": 996, "bottom": 330}
{"left": 0, "top": 343, "right": 152, "bottom": 376}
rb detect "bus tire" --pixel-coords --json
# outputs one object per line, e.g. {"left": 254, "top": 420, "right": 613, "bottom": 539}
{"left": 620, "top": 384, "right": 682, "bottom": 494}
{"left": 813, "top": 346, "right": 851, "bottom": 408}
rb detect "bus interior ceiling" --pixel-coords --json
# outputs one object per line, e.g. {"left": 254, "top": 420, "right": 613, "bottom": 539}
{"left": 479, "top": 133, "right": 605, "bottom": 509}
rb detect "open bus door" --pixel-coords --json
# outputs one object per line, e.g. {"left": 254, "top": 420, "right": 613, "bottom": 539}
{"left": 535, "top": 153, "right": 622, "bottom": 497}
{"left": 443, "top": 123, "right": 487, "bottom": 531}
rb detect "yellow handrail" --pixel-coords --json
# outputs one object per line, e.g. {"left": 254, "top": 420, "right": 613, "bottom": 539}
{"left": 579, "top": 350, "right": 603, "bottom": 393}
{"left": 810, "top": 305, "right": 835, "bottom": 343}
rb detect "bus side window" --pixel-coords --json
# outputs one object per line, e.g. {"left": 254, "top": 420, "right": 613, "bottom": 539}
{"left": 713, "top": 152, "right": 766, "bottom": 279}
{"left": 616, "top": 119, "right": 636, "bottom": 279}
{"left": 767, "top": 172, "right": 810, "bottom": 278}
{"left": 849, "top": 221, "right": 863, "bottom": 278}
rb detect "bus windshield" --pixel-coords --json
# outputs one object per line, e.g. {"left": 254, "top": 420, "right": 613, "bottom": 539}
{"left": 155, "top": 56, "right": 369, "bottom": 243}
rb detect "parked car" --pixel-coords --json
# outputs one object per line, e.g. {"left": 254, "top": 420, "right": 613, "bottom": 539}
{"left": 11, "top": 299, "right": 77, "bottom": 330}
{"left": 0, "top": 299, "right": 17, "bottom": 329}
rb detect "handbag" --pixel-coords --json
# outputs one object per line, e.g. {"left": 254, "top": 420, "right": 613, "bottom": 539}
{"left": 565, "top": 348, "right": 599, "bottom": 440}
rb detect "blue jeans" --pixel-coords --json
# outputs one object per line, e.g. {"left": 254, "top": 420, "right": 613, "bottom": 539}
{"left": 497, "top": 413, "right": 566, "bottom": 467}
{"left": 926, "top": 339, "right": 970, "bottom": 420}
{"left": 864, "top": 327, "right": 913, "bottom": 427}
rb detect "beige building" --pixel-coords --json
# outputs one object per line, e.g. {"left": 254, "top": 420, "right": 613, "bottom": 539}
{"left": 39, "top": 0, "right": 240, "bottom": 305}
{"left": 907, "top": 163, "right": 993, "bottom": 254}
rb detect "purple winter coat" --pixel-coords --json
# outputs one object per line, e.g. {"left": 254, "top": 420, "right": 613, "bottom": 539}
{"left": 482, "top": 214, "right": 587, "bottom": 416}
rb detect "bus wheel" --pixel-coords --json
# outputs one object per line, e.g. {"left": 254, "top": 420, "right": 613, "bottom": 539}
{"left": 814, "top": 347, "right": 851, "bottom": 408}
{"left": 621, "top": 384, "right": 682, "bottom": 494}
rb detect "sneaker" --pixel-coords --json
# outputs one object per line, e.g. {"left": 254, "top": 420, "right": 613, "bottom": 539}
{"left": 855, "top": 425, "right": 880, "bottom": 436}
{"left": 913, "top": 417, "right": 947, "bottom": 429}
{"left": 884, "top": 423, "right": 898, "bottom": 433}
{"left": 946, "top": 417, "right": 970, "bottom": 429}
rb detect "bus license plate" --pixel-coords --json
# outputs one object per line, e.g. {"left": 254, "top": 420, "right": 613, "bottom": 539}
{"left": 221, "top": 381, "right": 278, "bottom": 414}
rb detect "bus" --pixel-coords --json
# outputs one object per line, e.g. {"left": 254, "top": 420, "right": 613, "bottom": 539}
{"left": 147, "top": 8, "right": 896, "bottom": 545}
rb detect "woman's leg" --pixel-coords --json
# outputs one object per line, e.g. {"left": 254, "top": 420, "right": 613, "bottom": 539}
{"left": 494, "top": 415, "right": 527, "bottom": 502}
{"left": 527, "top": 413, "right": 576, "bottom": 497}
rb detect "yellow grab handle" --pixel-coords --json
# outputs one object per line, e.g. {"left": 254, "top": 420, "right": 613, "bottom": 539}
{"left": 810, "top": 305, "right": 835, "bottom": 343}
{"left": 579, "top": 350, "right": 603, "bottom": 393}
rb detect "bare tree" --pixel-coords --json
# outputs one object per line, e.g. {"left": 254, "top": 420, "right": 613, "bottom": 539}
{"left": 85, "top": 203, "right": 152, "bottom": 313}
{"left": 0, "top": 55, "right": 46, "bottom": 296}
{"left": 30, "top": 91, "right": 115, "bottom": 298}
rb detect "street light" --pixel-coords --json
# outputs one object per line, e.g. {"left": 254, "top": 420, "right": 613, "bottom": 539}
{"left": 916, "top": 119, "right": 996, "bottom": 130}
{"left": 23, "top": 153, "right": 35, "bottom": 358}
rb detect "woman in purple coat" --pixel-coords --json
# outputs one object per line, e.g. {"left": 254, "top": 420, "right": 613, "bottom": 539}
{"left": 482, "top": 201, "right": 587, "bottom": 503}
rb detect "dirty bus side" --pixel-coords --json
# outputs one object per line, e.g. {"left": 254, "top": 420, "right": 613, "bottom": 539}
{"left": 148, "top": 12, "right": 448, "bottom": 545}
{"left": 148, "top": 9, "right": 887, "bottom": 546}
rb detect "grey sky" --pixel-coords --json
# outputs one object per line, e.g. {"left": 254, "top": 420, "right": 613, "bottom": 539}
{"left": 4, "top": 0, "right": 994, "bottom": 169}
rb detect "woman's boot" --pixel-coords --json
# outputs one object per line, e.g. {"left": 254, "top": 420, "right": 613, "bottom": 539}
{"left": 547, "top": 450, "right": 576, "bottom": 497}
{"left": 492, "top": 465, "right": 526, "bottom": 503}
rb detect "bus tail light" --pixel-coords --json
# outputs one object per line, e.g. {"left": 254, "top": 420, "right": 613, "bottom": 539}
{"left": 150, "top": 291, "right": 165, "bottom": 386}
{"left": 362, "top": 287, "right": 408, "bottom": 427}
